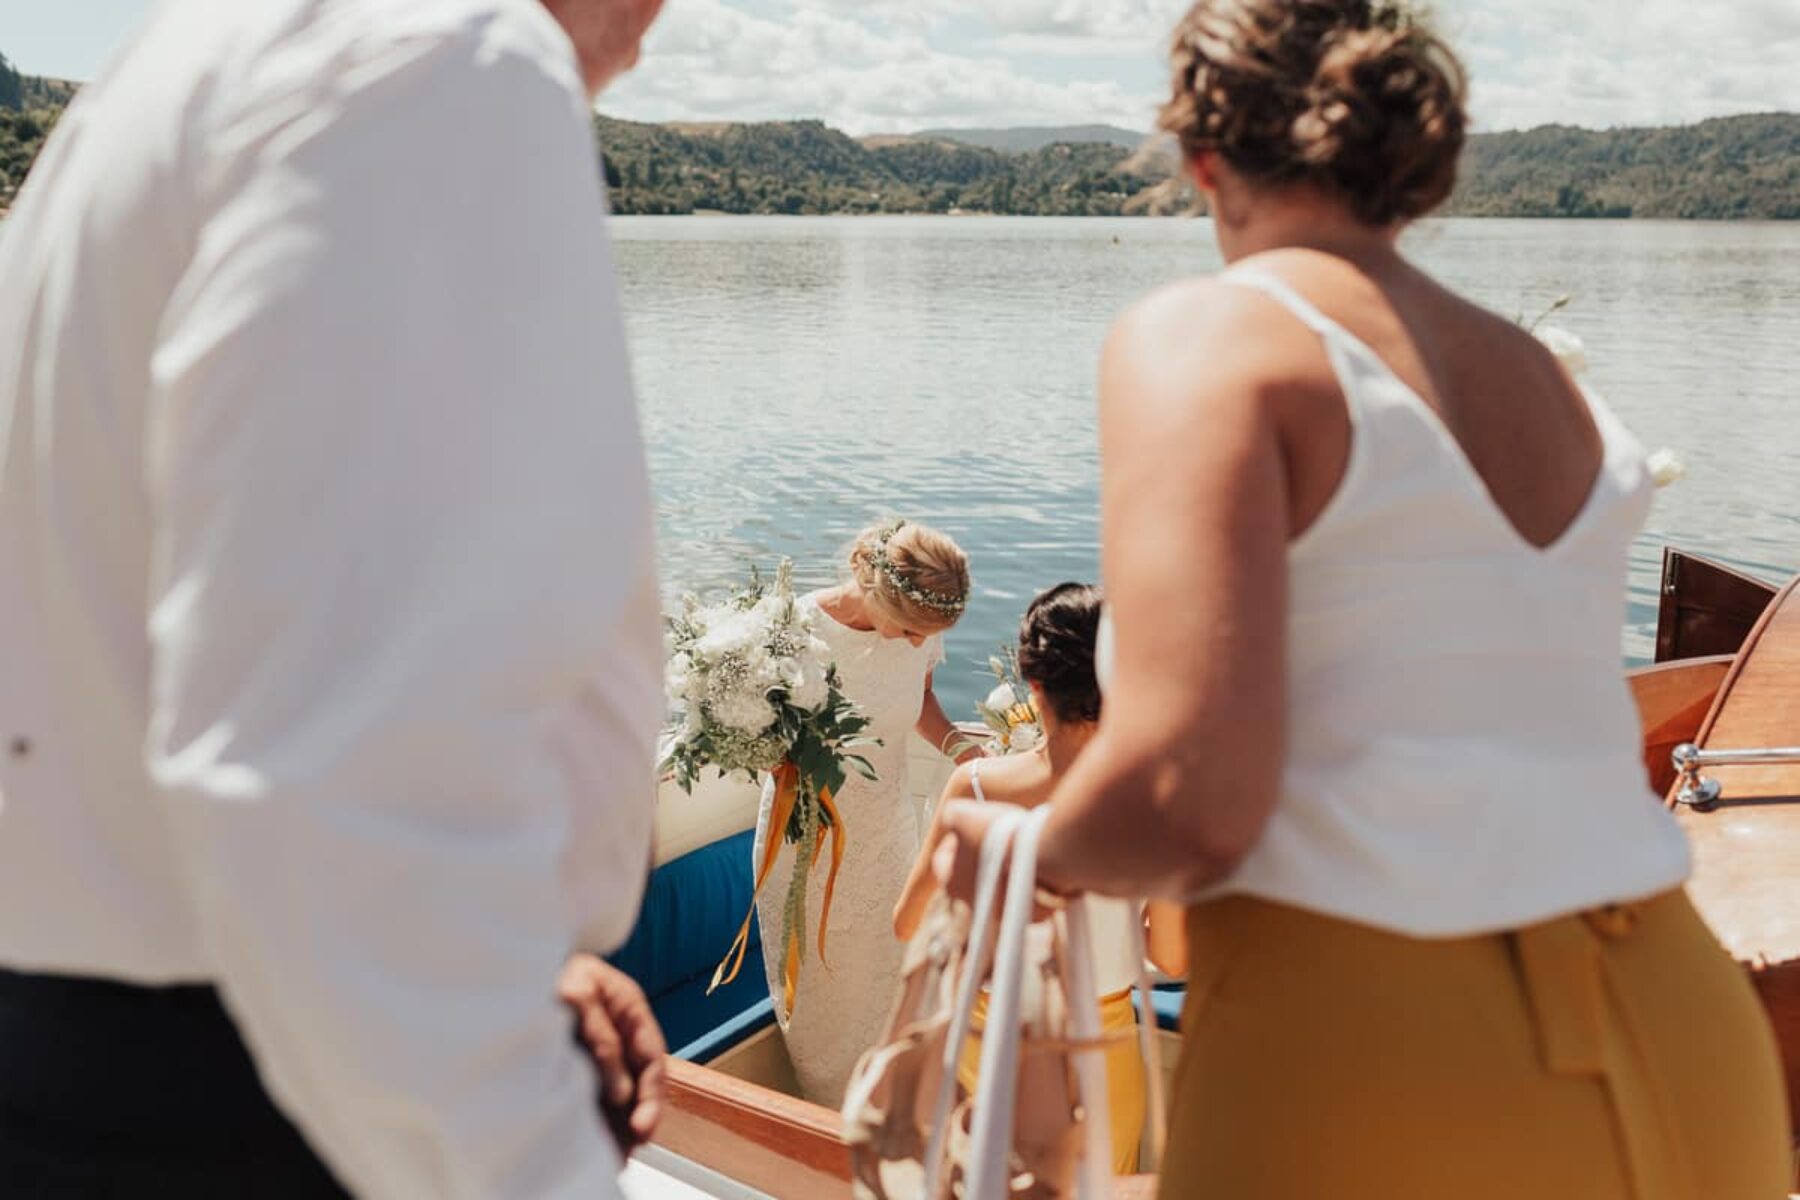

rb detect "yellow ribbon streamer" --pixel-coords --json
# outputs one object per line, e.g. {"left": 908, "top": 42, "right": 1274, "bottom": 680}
{"left": 814, "top": 786, "right": 846, "bottom": 967}
{"left": 708, "top": 761, "right": 799, "bottom": 995}
{"left": 707, "top": 765, "right": 852, "bottom": 1014}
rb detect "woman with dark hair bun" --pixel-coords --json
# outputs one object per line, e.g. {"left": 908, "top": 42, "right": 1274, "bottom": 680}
{"left": 894, "top": 583, "right": 1183, "bottom": 1174}
{"left": 929, "top": 1, "right": 1792, "bottom": 1195}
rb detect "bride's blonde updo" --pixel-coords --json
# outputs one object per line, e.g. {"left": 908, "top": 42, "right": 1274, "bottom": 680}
{"left": 1160, "top": 0, "right": 1468, "bottom": 225}
{"left": 847, "top": 519, "right": 971, "bottom": 634}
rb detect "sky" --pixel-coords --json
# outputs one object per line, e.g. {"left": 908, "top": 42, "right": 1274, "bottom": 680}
{"left": 3, "top": 0, "right": 1798, "bottom": 136}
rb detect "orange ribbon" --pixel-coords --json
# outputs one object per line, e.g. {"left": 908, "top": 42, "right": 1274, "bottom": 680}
{"left": 814, "top": 786, "right": 845, "bottom": 966}
{"left": 707, "top": 763, "right": 850, "bottom": 1017}
{"left": 709, "top": 762, "right": 798, "bottom": 996}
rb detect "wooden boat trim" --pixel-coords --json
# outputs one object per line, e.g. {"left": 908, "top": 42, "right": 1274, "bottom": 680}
{"left": 659, "top": 1057, "right": 852, "bottom": 1198}
{"left": 1675, "top": 574, "right": 1800, "bottom": 780}
{"left": 659, "top": 1056, "right": 1160, "bottom": 1196}
{"left": 1628, "top": 655, "right": 1735, "bottom": 796}
{"left": 1654, "top": 548, "right": 1779, "bottom": 664}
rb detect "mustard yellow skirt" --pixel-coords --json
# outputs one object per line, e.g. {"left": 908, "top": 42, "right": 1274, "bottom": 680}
{"left": 1158, "top": 891, "right": 1793, "bottom": 1199}
{"left": 960, "top": 988, "right": 1147, "bottom": 1174}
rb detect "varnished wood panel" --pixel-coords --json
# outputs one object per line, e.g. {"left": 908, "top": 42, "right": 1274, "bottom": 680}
{"left": 659, "top": 1057, "right": 1160, "bottom": 1197}
{"left": 1655, "top": 548, "right": 1778, "bottom": 663}
{"left": 1629, "top": 656, "right": 1734, "bottom": 795}
{"left": 1672, "top": 577, "right": 1800, "bottom": 1142}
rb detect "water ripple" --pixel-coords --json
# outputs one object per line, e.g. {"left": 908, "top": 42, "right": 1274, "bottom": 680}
{"left": 617, "top": 216, "right": 1800, "bottom": 711}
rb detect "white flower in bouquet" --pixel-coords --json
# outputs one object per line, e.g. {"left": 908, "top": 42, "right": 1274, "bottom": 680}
{"left": 711, "top": 687, "right": 777, "bottom": 736}
{"left": 1647, "top": 447, "right": 1687, "bottom": 488}
{"left": 973, "top": 649, "right": 1043, "bottom": 756}
{"left": 788, "top": 658, "right": 830, "bottom": 713}
{"left": 1536, "top": 326, "right": 1588, "bottom": 378}
{"left": 695, "top": 607, "right": 762, "bottom": 660}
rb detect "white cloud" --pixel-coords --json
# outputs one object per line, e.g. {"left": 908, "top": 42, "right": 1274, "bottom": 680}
{"left": 604, "top": 0, "right": 1158, "bottom": 133}
{"left": 603, "top": 0, "right": 1800, "bottom": 135}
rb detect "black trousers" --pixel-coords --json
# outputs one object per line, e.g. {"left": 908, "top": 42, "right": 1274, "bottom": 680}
{"left": 0, "top": 968, "right": 353, "bottom": 1198}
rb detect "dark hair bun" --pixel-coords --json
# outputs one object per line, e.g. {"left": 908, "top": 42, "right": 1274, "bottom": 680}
{"left": 1160, "top": 0, "right": 1468, "bottom": 225}
{"left": 1016, "top": 583, "right": 1104, "bottom": 725}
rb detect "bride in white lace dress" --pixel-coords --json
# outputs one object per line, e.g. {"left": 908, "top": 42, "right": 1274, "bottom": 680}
{"left": 752, "top": 519, "right": 976, "bottom": 1105}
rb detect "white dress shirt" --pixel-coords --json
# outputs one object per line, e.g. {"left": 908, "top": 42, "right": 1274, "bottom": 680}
{"left": 0, "top": 1, "right": 661, "bottom": 1196}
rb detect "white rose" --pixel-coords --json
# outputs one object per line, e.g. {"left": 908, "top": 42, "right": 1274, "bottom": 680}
{"left": 1646, "top": 447, "right": 1687, "bottom": 488}
{"left": 1536, "top": 326, "right": 1588, "bottom": 378}
{"left": 985, "top": 683, "right": 1019, "bottom": 713}
{"left": 712, "top": 690, "right": 777, "bottom": 735}
{"left": 1007, "top": 723, "right": 1041, "bottom": 753}
{"left": 696, "top": 609, "right": 760, "bottom": 660}
{"left": 790, "top": 665, "right": 829, "bottom": 713}
{"left": 742, "top": 645, "right": 783, "bottom": 694}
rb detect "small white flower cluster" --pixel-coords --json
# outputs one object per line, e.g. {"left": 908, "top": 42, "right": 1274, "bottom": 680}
{"left": 665, "top": 564, "right": 838, "bottom": 778}
{"left": 1535, "top": 324, "right": 1686, "bottom": 490}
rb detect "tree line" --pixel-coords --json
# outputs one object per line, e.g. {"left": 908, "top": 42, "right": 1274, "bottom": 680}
{"left": 3, "top": 57, "right": 1794, "bottom": 221}
{"left": 597, "top": 113, "right": 1800, "bottom": 220}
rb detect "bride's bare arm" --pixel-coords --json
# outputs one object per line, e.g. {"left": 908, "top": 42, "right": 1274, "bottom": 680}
{"left": 916, "top": 672, "right": 982, "bottom": 764}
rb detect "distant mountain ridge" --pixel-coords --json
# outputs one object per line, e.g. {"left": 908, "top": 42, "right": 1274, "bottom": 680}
{"left": 914, "top": 124, "right": 1148, "bottom": 153}
{"left": 595, "top": 112, "right": 1800, "bottom": 220}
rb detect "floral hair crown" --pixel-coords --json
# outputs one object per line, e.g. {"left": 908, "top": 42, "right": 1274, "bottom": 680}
{"left": 869, "top": 520, "right": 967, "bottom": 618}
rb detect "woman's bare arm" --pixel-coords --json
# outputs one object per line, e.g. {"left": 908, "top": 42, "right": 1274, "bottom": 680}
{"left": 1146, "top": 901, "right": 1188, "bottom": 977}
{"left": 916, "top": 671, "right": 982, "bottom": 765}
{"left": 1033, "top": 281, "right": 1293, "bottom": 901}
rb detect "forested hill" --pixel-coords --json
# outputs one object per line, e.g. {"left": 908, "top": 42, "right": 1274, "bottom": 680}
{"left": 0, "top": 54, "right": 74, "bottom": 207}
{"left": 1454, "top": 115, "right": 1800, "bottom": 219}
{"left": 595, "top": 117, "right": 1159, "bottom": 216}
{"left": 3, "top": 58, "right": 1795, "bottom": 221}
{"left": 597, "top": 112, "right": 1800, "bottom": 219}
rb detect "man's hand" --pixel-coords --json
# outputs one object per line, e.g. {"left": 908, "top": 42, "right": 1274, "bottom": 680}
{"left": 558, "top": 955, "right": 668, "bottom": 1156}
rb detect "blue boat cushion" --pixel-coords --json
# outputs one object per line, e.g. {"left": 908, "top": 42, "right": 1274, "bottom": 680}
{"left": 606, "top": 829, "right": 773, "bottom": 1056}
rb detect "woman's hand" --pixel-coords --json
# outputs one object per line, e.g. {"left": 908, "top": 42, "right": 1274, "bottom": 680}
{"left": 930, "top": 800, "right": 1065, "bottom": 915}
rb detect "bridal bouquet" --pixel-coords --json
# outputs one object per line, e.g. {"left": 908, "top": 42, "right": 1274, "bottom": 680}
{"left": 1527, "top": 297, "right": 1687, "bottom": 488}
{"left": 661, "top": 562, "right": 877, "bottom": 1018}
{"left": 970, "top": 650, "right": 1043, "bottom": 755}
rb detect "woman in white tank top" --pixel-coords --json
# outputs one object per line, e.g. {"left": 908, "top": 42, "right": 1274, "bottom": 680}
{"left": 930, "top": 3, "right": 1792, "bottom": 1197}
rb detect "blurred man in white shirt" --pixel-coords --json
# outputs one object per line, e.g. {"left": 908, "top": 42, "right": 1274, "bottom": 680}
{"left": 0, "top": 1, "right": 670, "bottom": 1195}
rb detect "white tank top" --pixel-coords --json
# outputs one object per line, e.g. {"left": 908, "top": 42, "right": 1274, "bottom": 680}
{"left": 970, "top": 761, "right": 1141, "bottom": 994}
{"left": 1110, "top": 267, "right": 1692, "bottom": 938}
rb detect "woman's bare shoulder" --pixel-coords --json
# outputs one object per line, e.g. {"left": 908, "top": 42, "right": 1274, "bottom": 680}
{"left": 968, "top": 752, "right": 1055, "bottom": 808}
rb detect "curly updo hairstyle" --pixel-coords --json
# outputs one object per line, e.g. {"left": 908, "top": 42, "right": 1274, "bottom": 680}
{"left": 1160, "top": 0, "right": 1468, "bottom": 226}
{"left": 1016, "top": 583, "right": 1105, "bottom": 725}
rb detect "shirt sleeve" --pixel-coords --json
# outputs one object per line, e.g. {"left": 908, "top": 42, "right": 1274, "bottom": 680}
{"left": 926, "top": 633, "right": 948, "bottom": 673}
{"left": 143, "top": 23, "right": 656, "bottom": 1200}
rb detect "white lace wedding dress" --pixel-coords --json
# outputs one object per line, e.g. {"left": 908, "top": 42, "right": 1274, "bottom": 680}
{"left": 752, "top": 593, "right": 943, "bottom": 1106}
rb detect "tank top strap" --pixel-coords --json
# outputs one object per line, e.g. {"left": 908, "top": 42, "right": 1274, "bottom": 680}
{"left": 1222, "top": 267, "right": 1348, "bottom": 342}
{"left": 969, "top": 759, "right": 987, "bottom": 803}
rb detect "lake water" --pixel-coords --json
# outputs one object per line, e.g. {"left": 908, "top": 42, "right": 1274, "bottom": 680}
{"left": 614, "top": 216, "right": 1800, "bottom": 714}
